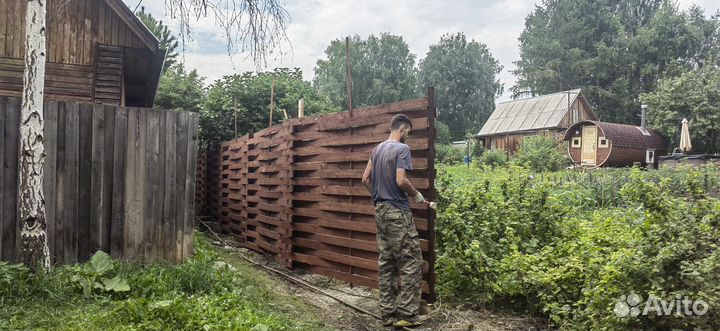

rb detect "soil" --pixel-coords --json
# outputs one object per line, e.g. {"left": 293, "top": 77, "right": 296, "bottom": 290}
{"left": 211, "top": 236, "right": 544, "bottom": 331}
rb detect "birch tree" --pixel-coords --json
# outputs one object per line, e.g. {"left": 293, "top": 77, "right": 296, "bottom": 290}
{"left": 19, "top": 0, "right": 50, "bottom": 270}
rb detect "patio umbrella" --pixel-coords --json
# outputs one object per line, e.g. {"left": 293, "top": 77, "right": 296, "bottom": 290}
{"left": 680, "top": 118, "right": 692, "bottom": 153}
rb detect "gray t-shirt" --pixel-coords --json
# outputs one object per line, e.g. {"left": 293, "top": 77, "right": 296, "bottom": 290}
{"left": 370, "top": 140, "right": 413, "bottom": 211}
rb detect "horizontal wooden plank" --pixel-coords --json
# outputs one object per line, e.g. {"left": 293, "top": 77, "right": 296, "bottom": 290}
{"left": 95, "top": 75, "right": 122, "bottom": 83}
{"left": 288, "top": 97, "right": 429, "bottom": 127}
{"left": 94, "top": 86, "right": 121, "bottom": 94}
{"left": 94, "top": 92, "right": 120, "bottom": 100}
{"left": 292, "top": 213, "right": 376, "bottom": 232}
{"left": 293, "top": 177, "right": 429, "bottom": 189}
{"left": 98, "top": 45, "right": 124, "bottom": 52}
{"left": 314, "top": 114, "right": 429, "bottom": 132}
{"left": 295, "top": 232, "right": 376, "bottom": 252}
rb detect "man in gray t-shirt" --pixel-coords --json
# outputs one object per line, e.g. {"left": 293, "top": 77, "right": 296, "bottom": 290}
{"left": 369, "top": 140, "right": 413, "bottom": 211}
{"left": 362, "top": 114, "right": 429, "bottom": 328}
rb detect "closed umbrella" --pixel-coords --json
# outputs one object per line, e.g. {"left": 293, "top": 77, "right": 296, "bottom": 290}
{"left": 680, "top": 118, "right": 692, "bottom": 153}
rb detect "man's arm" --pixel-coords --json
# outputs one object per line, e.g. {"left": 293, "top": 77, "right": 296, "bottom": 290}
{"left": 361, "top": 159, "right": 372, "bottom": 193}
{"left": 396, "top": 168, "right": 422, "bottom": 201}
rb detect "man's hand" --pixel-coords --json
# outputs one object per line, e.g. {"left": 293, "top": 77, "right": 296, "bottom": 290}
{"left": 413, "top": 191, "right": 425, "bottom": 203}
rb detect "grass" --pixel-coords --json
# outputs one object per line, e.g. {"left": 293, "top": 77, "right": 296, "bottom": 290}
{"left": 0, "top": 233, "right": 328, "bottom": 331}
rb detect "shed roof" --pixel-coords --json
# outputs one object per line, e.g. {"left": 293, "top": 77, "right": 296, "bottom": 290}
{"left": 104, "top": 0, "right": 161, "bottom": 53}
{"left": 563, "top": 121, "right": 667, "bottom": 150}
{"left": 477, "top": 89, "right": 589, "bottom": 137}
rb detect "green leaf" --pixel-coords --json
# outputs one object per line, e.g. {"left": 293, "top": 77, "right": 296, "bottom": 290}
{"left": 103, "top": 276, "right": 130, "bottom": 292}
{"left": 86, "top": 251, "right": 113, "bottom": 275}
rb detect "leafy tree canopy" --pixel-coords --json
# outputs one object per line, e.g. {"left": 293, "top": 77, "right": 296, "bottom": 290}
{"left": 419, "top": 33, "right": 503, "bottom": 140}
{"left": 641, "top": 66, "right": 720, "bottom": 154}
{"left": 136, "top": 6, "right": 179, "bottom": 71}
{"left": 154, "top": 64, "right": 206, "bottom": 113}
{"left": 313, "top": 33, "right": 418, "bottom": 109}
{"left": 202, "top": 68, "right": 340, "bottom": 147}
{"left": 513, "top": 0, "right": 719, "bottom": 125}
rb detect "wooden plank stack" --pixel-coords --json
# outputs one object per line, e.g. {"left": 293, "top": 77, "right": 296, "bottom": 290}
{"left": 218, "top": 89, "right": 438, "bottom": 300}
{"left": 0, "top": 97, "right": 199, "bottom": 264}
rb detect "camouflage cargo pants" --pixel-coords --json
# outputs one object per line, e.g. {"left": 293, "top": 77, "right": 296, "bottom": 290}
{"left": 374, "top": 201, "right": 423, "bottom": 319}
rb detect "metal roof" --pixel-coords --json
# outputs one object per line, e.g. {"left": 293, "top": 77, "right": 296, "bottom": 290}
{"left": 477, "top": 89, "right": 583, "bottom": 137}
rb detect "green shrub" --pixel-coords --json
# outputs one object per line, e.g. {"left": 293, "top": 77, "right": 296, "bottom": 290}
{"left": 435, "top": 164, "right": 720, "bottom": 330}
{"left": 435, "top": 121, "right": 452, "bottom": 145}
{"left": 512, "top": 135, "right": 568, "bottom": 172}
{"left": 436, "top": 144, "right": 466, "bottom": 164}
{"left": 472, "top": 139, "right": 485, "bottom": 157}
{"left": 479, "top": 149, "right": 508, "bottom": 167}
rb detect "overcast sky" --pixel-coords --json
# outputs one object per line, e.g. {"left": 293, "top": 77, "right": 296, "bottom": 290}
{"left": 125, "top": 0, "right": 720, "bottom": 102}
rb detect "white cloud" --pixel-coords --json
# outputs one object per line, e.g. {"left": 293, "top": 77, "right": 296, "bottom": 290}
{"left": 125, "top": 0, "right": 718, "bottom": 103}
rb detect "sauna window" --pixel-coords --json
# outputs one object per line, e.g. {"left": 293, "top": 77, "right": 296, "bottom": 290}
{"left": 598, "top": 137, "right": 608, "bottom": 148}
{"left": 572, "top": 138, "right": 581, "bottom": 148}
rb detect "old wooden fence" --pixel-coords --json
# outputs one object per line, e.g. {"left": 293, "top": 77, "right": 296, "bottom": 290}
{"left": 0, "top": 97, "right": 199, "bottom": 264}
{"left": 198, "top": 89, "right": 437, "bottom": 300}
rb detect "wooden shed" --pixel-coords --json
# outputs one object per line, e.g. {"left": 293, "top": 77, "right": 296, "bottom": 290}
{"left": 0, "top": 0, "right": 165, "bottom": 107}
{"left": 563, "top": 121, "right": 668, "bottom": 167}
{"left": 476, "top": 89, "right": 598, "bottom": 154}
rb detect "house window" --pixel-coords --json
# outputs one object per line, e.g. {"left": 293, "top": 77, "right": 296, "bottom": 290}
{"left": 572, "top": 108, "right": 579, "bottom": 123}
{"left": 572, "top": 137, "right": 581, "bottom": 148}
{"left": 646, "top": 150, "right": 655, "bottom": 163}
{"left": 598, "top": 137, "right": 608, "bottom": 148}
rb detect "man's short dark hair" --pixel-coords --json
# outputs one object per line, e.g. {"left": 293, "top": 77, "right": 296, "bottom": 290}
{"left": 390, "top": 114, "right": 412, "bottom": 131}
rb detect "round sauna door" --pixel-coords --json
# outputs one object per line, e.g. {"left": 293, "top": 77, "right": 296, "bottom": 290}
{"left": 581, "top": 126, "right": 597, "bottom": 166}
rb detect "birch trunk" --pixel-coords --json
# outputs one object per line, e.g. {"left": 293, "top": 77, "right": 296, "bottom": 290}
{"left": 19, "top": 0, "right": 50, "bottom": 270}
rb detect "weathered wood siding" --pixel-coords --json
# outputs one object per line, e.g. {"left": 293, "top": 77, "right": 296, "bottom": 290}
{"left": 0, "top": 0, "right": 147, "bottom": 64}
{"left": 205, "top": 92, "right": 438, "bottom": 301}
{"left": 486, "top": 130, "right": 564, "bottom": 155}
{"left": 0, "top": 0, "right": 155, "bottom": 103}
{"left": 0, "top": 97, "right": 199, "bottom": 264}
{"left": 558, "top": 97, "right": 596, "bottom": 128}
{"left": 0, "top": 57, "right": 95, "bottom": 102}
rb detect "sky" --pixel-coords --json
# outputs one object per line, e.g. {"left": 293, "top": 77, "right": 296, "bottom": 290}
{"left": 124, "top": 0, "right": 720, "bottom": 102}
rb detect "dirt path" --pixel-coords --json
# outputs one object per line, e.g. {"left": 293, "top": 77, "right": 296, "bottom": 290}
{"left": 210, "top": 236, "right": 542, "bottom": 331}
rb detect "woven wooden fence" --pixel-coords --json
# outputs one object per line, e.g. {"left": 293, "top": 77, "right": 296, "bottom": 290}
{"left": 0, "top": 97, "right": 199, "bottom": 264}
{"left": 196, "top": 147, "right": 222, "bottom": 220}
{"left": 214, "top": 89, "right": 437, "bottom": 300}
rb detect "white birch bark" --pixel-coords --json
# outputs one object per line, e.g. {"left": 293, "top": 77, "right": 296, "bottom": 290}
{"left": 19, "top": 0, "right": 50, "bottom": 270}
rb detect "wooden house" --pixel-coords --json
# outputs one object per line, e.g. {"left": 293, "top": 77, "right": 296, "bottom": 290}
{"left": 476, "top": 89, "right": 598, "bottom": 154}
{"left": 563, "top": 121, "right": 667, "bottom": 167}
{"left": 0, "top": 0, "right": 165, "bottom": 107}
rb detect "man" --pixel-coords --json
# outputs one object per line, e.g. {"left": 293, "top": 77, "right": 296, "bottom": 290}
{"left": 362, "top": 114, "right": 429, "bottom": 328}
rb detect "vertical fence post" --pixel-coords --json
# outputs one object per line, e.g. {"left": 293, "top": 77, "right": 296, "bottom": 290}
{"left": 219, "top": 142, "right": 230, "bottom": 235}
{"left": 239, "top": 135, "right": 250, "bottom": 242}
{"left": 426, "top": 86, "right": 437, "bottom": 302}
{"left": 280, "top": 122, "right": 295, "bottom": 268}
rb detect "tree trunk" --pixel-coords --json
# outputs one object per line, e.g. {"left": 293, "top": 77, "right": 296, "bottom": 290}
{"left": 19, "top": 0, "right": 49, "bottom": 270}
